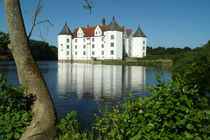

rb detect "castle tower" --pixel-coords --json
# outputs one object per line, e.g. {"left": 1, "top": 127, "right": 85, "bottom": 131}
{"left": 132, "top": 26, "right": 147, "bottom": 57}
{"left": 58, "top": 23, "right": 73, "bottom": 61}
{"left": 104, "top": 17, "right": 123, "bottom": 59}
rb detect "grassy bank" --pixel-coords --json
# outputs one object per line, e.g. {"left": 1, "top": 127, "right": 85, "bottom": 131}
{"left": 101, "top": 59, "right": 173, "bottom": 70}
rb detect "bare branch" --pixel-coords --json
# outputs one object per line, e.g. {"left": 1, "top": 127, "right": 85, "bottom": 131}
{"left": 28, "top": 0, "right": 41, "bottom": 38}
{"left": 83, "top": 0, "right": 93, "bottom": 14}
{"left": 38, "top": 24, "right": 49, "bottom": 42}
{"left": 35, "top": 19, "right": 54, "bottom": 27}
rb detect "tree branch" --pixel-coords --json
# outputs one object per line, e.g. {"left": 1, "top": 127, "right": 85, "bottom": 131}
{"left": 35, "top": 19, "right": 54, "bottom": 27}
{"left": 83, "top": 0, "right": 93, "bottom": 14}
{"left": 28, "top": 0, "right": 41, "bottom": 38}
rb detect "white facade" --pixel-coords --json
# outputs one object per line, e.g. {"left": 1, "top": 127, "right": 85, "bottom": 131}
{"left": 132, "top": 37, "right": 147, "bottom": 57}
{"left": 58, "top": 19, "right": 147, "bottom": 61}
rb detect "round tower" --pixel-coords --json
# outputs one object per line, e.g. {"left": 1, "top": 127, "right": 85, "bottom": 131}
{"left": 132, "top": 26, "right": 147, "bottom": 58}
{"left": 104, "top": 17, "right": 123, "bottom": 59}
{"left": 58, "top": 23, "right": 73, "bottom": 61}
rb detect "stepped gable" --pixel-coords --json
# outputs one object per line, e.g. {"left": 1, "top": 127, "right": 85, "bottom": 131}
{"left": 104, "top": 17, "right": 123, "bottom": 31}
{"left": 133, "top": 26, "right": 146, "bottom": 37}
{"left": 59, "top": 23, "right": 73, "bottom": 35}
{"left": 125, "top": 29, "right": 132, "bottom": 36}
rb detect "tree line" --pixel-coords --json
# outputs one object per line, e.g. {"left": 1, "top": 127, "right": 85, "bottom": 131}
{"left": 0, "top": 31, "right": 57, "bottom": 60}
{"left": 147, "top": 46, "right": 192, "bottom": 55}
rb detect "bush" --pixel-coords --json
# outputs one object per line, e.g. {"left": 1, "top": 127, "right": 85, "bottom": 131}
{"left": 94, "top": 75, "right": 210, "bottom": 139}
{"left": 56, "top": 110, "right": 96, "bottom": 140}
{"left": 0, "top": 74, "right": 32, "bottom": 140}
{"left": 173, "top": 41, "right": 210, "bottom": 95}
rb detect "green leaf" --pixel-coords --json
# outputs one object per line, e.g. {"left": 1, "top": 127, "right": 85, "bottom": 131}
{"left": 14, "top": 132, "right": 20, "bottom": 139}
{"left": 186, "top": 124, "right": 194, "bottom": 130}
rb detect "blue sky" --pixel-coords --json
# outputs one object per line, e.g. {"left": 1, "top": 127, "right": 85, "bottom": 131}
{"left": 0, "top": 0, "right": 210, "bottom": 48}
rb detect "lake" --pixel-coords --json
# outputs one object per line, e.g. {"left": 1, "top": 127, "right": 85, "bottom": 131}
{"left": 0, "top": 61, "right": 172, "bottom": 129}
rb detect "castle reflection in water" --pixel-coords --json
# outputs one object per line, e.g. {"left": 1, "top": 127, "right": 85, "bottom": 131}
{"left": 57, "top": 63, "right": 146, "bottom": 102}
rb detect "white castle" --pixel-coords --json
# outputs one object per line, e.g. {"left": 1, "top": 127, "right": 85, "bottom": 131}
{"left": 58, "top": 18, "right": 147, "bottom": 61}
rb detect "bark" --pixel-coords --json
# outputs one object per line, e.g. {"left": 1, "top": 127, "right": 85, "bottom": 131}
{"left": 3, "top": 0, "right": 57, "bottom": 139}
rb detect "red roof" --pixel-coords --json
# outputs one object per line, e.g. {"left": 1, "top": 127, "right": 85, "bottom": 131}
{"left": 73, "top": 25, "right": 125, "bottom": 38}
{"left": 125, "top": 29, "right": 132, "bottom": 36}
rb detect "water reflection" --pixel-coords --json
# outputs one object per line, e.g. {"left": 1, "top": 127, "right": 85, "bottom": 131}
{"left": 57, "top": 63, "right": 146, "bottom": 102}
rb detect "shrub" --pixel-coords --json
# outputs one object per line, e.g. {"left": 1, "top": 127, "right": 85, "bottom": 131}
{"left": 0, "top": 74, "right": 32, "bottom": 140}
{"left": 173, "top": 41, "right": 210, "bottom": 95}
{"left": 94, "top": 75, "right": 210, "bottom": 139}
{"left": 56, "top": 110, "right": 96, "bottom": 140}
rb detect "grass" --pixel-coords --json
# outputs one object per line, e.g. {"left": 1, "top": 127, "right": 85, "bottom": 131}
{"left": 101, "top": 58, "right": 173, "bottom": 71}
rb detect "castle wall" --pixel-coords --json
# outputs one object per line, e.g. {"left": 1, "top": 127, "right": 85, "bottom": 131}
{"left": 58, "top": 35, "right": 72, "bottom": 60}
{"left": 132, "top": 37, "right": 147, "bottom": 57}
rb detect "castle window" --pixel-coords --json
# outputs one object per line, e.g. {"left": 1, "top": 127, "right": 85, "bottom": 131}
{"left": 83, "top": 38, "right": 85, "bottom": 42}
{"left": 111, "top": 42, "right": 114, "bottom": 47}
{"left": 101, "top": 37, "right": 104, "bottom": 41}
{"left": 143, "top": 52, "right": 145, "bottom": 56}
{"left": 75, "top": 51, "right": 77, "bottom": 55}
{"left": 143, "top": 46, "right": 145, "bottom": 50}
{"left": 83, "top": 51, "right": 86, "bottom": 55}
{"left": 67, "top": 39, "right": 69, "bottom": 43}
{"left": 101, "top": 51, "right": 104, "bottom": 55}
{"left": 92, "top": 51, "right": 94, "bottom": 55}
{"left": 92, "top": 38, "right": 94, "bottom": 42}
{"left": 143, "top": 41, "right": 145, "bottom": 45}
{"left": 75, "top": 45, "right": 77, "bottom": 49}
{"left": 67, "top": 45, "right": 69, "bottom": 49}
{"left": 67, "top": 51, "right": 69, "bottom": 55}
{"left": 61, "top": 44, "right": 63, "bottom": 46}
{"left": 92, "top": 44, "right": 95, "bottom": 48}
{"left": 111, "top": 35, "right": 114, "bottom": 39}
{"left": 101, "top": 44, "right": 104, "bottom": 48}
{"left": 110, "top": 50, "right": 114, "bottom": 55}
{"left": 75, "top": 39, "right": 77, "bottom": 43}
{"left": 83, "top": 45, "right": 86, "bottom": 49}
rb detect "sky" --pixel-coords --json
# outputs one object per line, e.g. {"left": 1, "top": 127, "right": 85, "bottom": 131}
{"left": 0, "top": 0, "right": 210, "bottom": 48}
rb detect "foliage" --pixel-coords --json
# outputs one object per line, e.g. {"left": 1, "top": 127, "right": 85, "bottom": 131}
{"left": 0, "top": 74, "right": 32, "bottom": 140}
{"left": 94, "top": 75, "right": 210, "bottom": 139}
{"left": 29, "top": 39, "right": 57, "bottom": 60}
{"left": 92, "top": 57, "right": 97, "bottom": 61}
{"left": 173, "top": 40, "right": 210, "bottom": 95}
{"left": 56, "top": 110, "right": 96, "bottom": 140}
{"left": 0, "top": 31, "right": 57, "bottom": 61}
{"left": 0, "top": 32, "right": 12, "bottom": 59}
{"left": 147, "top": 46, "right": 192, "bottom": 56}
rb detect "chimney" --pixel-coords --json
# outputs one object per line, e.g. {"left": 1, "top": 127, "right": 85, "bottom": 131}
{"left": 86, "top": 25, "right": 89, "bottom": 28}
{"left": 102, "top": 18, "right": 105, "bottom": 26}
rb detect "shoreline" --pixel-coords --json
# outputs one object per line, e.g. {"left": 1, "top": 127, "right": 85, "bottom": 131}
{"left": 0, "top": 57, "right": 173, "bottom": 71}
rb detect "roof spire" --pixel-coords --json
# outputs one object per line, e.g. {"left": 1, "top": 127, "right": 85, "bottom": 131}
{"left": 105, "top": 17, "right": 122, "bottom": 31}
{"left": 133, "top": 25, "right": 146, "bottom": 37}
{"left": 59, "top": 23, "right": 73, "bottom": 35}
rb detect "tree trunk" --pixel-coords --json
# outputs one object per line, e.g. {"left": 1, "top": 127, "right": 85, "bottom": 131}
{"left": 3, "top": 0, "right": 57, "bottom": 139}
